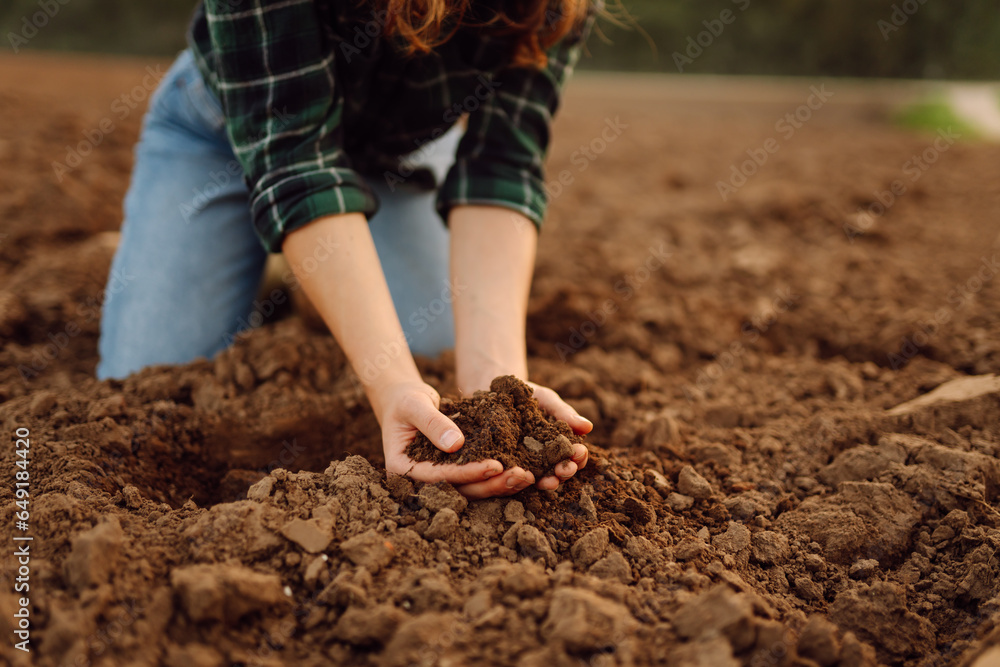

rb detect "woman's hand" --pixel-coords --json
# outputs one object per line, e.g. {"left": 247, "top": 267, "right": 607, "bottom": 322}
{"left": 453, "top": 374, "right": 592, "bottom": 498}
{"left": 375, "top": 380, "right": 538, "bottom": 499}
{"left": 449, "top": 205, "right": 592, "bottom": 495}
{"left": 526, "top": 381, "right": 592, "bottom": 490}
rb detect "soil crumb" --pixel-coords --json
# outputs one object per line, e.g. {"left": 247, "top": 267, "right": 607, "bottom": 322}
{"left": 404, "top": 375, "right": 581, "bottom": 477}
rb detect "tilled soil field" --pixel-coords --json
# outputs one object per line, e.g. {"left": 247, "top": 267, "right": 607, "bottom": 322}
{"left": 2, "top": 54, "right": 1000, "bottom": 667}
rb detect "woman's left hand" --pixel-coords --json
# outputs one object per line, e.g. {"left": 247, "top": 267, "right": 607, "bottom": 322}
{"left": 526, "top": 381, "right": 592, "bottom": 490}
{"left": 452, "top": 380, "right": 592, "bottom": 498}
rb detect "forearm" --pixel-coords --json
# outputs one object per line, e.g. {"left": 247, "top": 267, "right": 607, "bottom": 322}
{"left": 282, "top": 213, "right": 420, "bottom": 419}
{"left": 450, "top": 206, "right": 537, "bottom": 393}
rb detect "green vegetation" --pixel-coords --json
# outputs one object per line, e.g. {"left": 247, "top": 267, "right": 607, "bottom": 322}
{"left": 2, "top": 0, "right": 999, "bottom": 79}
{"left": 893, "top": 99, "right": 980, "bottom": 138}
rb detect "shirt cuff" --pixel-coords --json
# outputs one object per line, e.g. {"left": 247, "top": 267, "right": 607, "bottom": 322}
{"left": 436, "top": 159, "right": 546, "bottom": 230}
{"left": 250, "top": 169, "right": 379, "bottom": 253}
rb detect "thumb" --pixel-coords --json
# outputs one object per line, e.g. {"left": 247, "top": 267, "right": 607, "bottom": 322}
{"left": 401, "top": 394, "right": 465, "bottom": 453}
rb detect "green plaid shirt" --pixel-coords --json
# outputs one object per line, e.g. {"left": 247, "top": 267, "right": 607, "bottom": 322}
{"left": 187, "top": 0, "right": 589, "bottom": 252}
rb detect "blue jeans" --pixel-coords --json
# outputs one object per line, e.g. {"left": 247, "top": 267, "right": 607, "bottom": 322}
{"left": 98, "top": 50, "right": 457, "bottom": 379}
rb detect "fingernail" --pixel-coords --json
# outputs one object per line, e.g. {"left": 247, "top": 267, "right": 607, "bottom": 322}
{"left": 506, "top": 475, "right": 525, "bottom": 489}
{"left": 483, "top": 465, "right": 502, "bottom": 479}
{"left": 579, "top": 416, "right": 593, "bottom": 427}
{"left": 441, "top": 430, "right": 461, "bottom": 451}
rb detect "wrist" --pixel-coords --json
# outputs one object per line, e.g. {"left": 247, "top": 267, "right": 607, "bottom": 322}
{"left": 355, "top": 359, "right": 423, "bottom": 422}
{"left": 456, "top": 346, "right": 527, "bottom": 395}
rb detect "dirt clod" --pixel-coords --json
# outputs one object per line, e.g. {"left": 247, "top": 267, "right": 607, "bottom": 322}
{"left": 405, "top": 376, "right": 583, "bottom": 477}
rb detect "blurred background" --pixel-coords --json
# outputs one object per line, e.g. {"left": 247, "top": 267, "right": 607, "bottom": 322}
{"left": 1, "top": 0, "right": 998, "bottom": 79}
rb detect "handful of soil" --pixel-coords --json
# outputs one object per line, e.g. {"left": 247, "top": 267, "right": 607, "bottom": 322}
{"left": 405, "top": 376, "right": 584, "bottom": 478}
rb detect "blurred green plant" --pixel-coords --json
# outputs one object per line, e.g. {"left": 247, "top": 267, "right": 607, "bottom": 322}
{"left": 893, "top": 99, "right": 980, "bottom": 138}
{"left": 1, "top": 0, "right": 998, "bottom": 79}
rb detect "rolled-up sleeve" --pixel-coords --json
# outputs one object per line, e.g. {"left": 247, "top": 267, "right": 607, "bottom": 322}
{"left": 198, "top": 0, "right": 377, "bottom": 252}
{"left": 436, "top": 26, "right": 587, "bottom": 230}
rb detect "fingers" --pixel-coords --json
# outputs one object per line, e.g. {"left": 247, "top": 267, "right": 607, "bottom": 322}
{"left": 571, "top": 443, "right": 589, "bottom": 471}
{"left": 399, "top": 393, "right": 465, "bottom": 453}
{"left": 528, "top": 383, "right": 594, "bottom": 434}
{"left": 392, "top": 457, "right": 504, "bottom": 486}
{"left": 535, "top": 459, "right": 578, "bottom": 491}
{"left": 457, "top": 467, "right": 535, "bottom": 500}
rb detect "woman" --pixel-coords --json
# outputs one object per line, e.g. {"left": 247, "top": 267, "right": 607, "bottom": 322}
{"left": 98, "top": 0, "right": 594, "bottom": 499}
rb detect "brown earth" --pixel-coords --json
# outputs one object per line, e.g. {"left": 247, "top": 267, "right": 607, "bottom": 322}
{"left": 2, "top": 53, "right": 1000, "bottom": 667}
{"left": 405, "top": 375, "right": 583, "bottom": 477}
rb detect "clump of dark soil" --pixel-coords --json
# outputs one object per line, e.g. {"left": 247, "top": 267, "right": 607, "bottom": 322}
{"left": 404, "top": 375, "right": 581, "bottom": 477}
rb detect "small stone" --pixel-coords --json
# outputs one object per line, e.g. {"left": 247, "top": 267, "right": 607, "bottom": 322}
{"left": 247, "top": 476, "right": 275, "bottom": 501}
{"left": 622, "top": 497, "right": 655, "bottom": 525}
{"left": 712, "top": 522, "right": 751, "bottom": 554}
{"left": 724, "top": 496, "right": 757, "bottom": 522}
{"left": 424, "top": 508, "right": 459, "bottom": 541}
{"left": 64, "top": 517, "right": 124, "bottom": 591}
{"left": 542, "top": 587, "right": 635, "bottom": 653}
{"left": 643, "top": 413, "right": 681, "bottom": 447}
{"left": 280, "top": 518, "right": 333, "bottom": 554}
{"left": 839, "top": 631, "right": 878, "bottom": 667}
{"left": 29, "top": 391, "right": 58, "bottom": 417}
{"left": 798, "top": 616, "right": 842, "bottom": 667}
{"left": 942, "top": 509, "right": 969, "bottom": 532}
{"left": 675, "top": 540, "right": 705, "bottom": 561}
{"left": 578, "top": 492, "right": 598, "bottom": 520}
{"left": 417, "top": 484, "right": 468, "bottom": 514}
{"left": 588, "top": 550, "right": 632, "bottom": 584}
{"left": 341, "top": 530, "right": 395, "bottom": 572}
{"left": 673, "top": 585, "right": 756, "bottom": 653}
{"left": 516, "top": 524, "right": 557, "bottom": 567}
{"left": 794, "top": 576, "right": 823, "bottom": 601}
{"left": 667, "top": 493, "right": 694, "bottom": 512}
{"left": 303, "top": 556, "right": 327, "bottom": 587}
{"left": 504, "top": 500, "right": 525, "bottom": 523}
{"left": 804, "top": 553, "right": 826, "bottom": 572}
{"left": 523, "top": 436, "right": 544, "bottom": 453}
{"left": 625, "top": 536, "right": 657, "bottom": 561}
{"left": 332, "top": 604, "right": 405, "bottom": 646}
{"left": 171, "top": 563, "right": 288, "bottom": 623}
{"left": 121, "top": 485, "right": 143, "bottom": 510}
{"left": 758, "top": 435, "right": 783, "bottom": 454}
{"left": 795, "top": 476, "right": 818, "bottom": 491}
{"left": 646, "top": 469, "right": 671, "bottom": 494}
{"left": 669, "top": 634, "right": 739, "bottom": 667}
{"left": 678, "top": 466, "right": 713, "bottom": 500}
{"left": 931, "top": 524, "right": 955, "bottom": 543}
{"left": 751, "top": 531, "right": 789, "bottom": 565}
{"left": 570, "top": 527, "right": 609, "bottom": 567}
{"left": 87, "top": 394, "right": 127, "bottom": 421}
{"left": 848, "top": 559, "right": 879, "bottom": 580}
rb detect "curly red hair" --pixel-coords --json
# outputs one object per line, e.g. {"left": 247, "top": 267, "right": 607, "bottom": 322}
{"left": 378, "top": 0, "right": 590, "bottom": 66}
